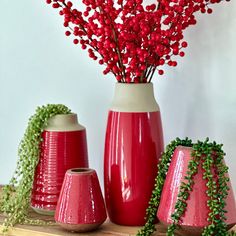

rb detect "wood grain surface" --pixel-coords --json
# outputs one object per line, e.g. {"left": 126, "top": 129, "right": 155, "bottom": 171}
{"left": 0, "top": 186, "right": 235, "bottom": 235}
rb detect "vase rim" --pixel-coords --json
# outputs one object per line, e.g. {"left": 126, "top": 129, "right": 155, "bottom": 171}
{"left": 176, "top": 145, "right": 193, "bottom": 149}
{"left": 51, "top": 113, "right": 76, "bottom": 117}
{"left": 68, "top": 168, "right": 95, "bottom": 175}
{"left": 115, "top": 82, "right": 153, "bottom": 86}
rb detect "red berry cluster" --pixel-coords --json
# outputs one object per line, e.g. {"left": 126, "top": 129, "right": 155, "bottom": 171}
{"left": 46, "top": 0, "right": 229, "bottom": 83}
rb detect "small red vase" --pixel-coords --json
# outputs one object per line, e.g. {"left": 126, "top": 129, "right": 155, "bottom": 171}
{"left": 104, "top": 83, "right": 164, "bottom": 226}
{"left": 31, "top": 114, "right": 88, "bottom": 215}
{"left": 157, "top": 146, "right": 236, "bottom": 235}
{"left": 55, "top": 168, "right": 107, "bottom": 232}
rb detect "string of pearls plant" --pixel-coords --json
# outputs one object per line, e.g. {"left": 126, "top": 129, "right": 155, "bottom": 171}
{"left": 0, "top": 104, "right": 72, "bottom": 232}
{"left": 137, "top": 138, "right": 235, "bottom": 236}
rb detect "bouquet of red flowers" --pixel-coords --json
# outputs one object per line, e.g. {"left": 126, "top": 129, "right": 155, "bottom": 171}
{"left": 47, "top": 0, "right": 230, "bottom": 83}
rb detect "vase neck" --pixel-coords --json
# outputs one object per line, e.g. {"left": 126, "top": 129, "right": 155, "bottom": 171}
{"left": 110, "top": 83, "right": 159, "bottom": 112}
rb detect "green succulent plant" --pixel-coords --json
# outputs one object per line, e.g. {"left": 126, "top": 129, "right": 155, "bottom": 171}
{"left": 0, "top": 104, "right": 71, "bottom": 232}
{"left": 137, "top": 138, "right": 235, "bottom": 236}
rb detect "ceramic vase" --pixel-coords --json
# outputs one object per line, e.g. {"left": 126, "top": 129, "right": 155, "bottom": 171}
{"left": 55, "top": 168, "right": 107, "bottom": 232}
{"left": 31, "top": 114, "right": 89, "bottom": 215}
{"left": 157, "top": 145, "right": 236, "bottom": 235}
{"left": 104, "top": 83, "right": 164, "bottom": 226}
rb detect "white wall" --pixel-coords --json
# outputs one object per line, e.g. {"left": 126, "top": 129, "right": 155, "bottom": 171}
{"left": 0, "top": 1, "right": 235, "bottom": 196}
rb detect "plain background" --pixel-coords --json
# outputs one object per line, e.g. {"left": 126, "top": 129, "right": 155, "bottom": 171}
{"left": 0, "top": 1, "right": 235, "bottom": 196}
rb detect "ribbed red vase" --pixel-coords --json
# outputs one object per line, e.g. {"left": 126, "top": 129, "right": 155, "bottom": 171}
{"left": 31, "top": 114, "right": 88, "bottom": 215}
{"left": 157, "top": 146, "right": 236, "bottom": 235}
{"left": 55, "top": 168, "right": 107, "bottom": 232}
{"left": 104, "top": 83, "right": 164, "bottom": 226}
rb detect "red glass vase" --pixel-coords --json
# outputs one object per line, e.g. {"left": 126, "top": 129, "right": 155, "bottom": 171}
{"left": 157, "top": 146, "right": 236, "bottom": 235}
{"left": 31, "top": 114, "right": 88, "bottom": 215}
{"left": 104, "top": 83, "right": 164, "bottom": 226}
{"left": 55, "top": 168, "right": 107, "bottom": 232}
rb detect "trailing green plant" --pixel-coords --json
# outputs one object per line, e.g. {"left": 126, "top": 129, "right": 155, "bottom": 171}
{"left": 137, "top": 138, "right": 235, "bottom": 236}
{"left": 0, "top": 104, "right": 71, "bottom": 232}
{"left": 137, "top": 137, "right": 193, "bottom": 236}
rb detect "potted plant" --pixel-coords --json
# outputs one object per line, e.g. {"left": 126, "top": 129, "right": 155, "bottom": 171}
{"left": 0, "top": 104, "right": 88, "bottom": 231}
{"left": 138, "top": 138, "right": 236, "bottom": 236}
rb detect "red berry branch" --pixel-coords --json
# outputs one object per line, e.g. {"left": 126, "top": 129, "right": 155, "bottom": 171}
{"left": 46, "top": 0, "right": 230, "bottom": 83}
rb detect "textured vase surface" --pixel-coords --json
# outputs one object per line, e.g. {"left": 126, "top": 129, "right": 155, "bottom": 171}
{"left": 157, "top": 146, "right": 236, "bottom": 235}
{"left": 104, "top": 83, "right": 164, "bottom": 226}
{"left": 31, "top": 114, "right": 88, "bottom": 215}
{"left": 55, "top": 168, "right": 107, "bottom": 232}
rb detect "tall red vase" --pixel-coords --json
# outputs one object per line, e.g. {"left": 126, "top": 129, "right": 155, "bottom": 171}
{"left": 104, "top": 83, "right": 164, "bottom": 226}
{"left": 157, "top": 146, "right": 236, "bottom": 235}
{"left": 31, "top": 114, "right": 88, "bottom": 215}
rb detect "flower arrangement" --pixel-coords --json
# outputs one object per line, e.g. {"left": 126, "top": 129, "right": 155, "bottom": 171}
{"left": 137, "top": 138, "right": 235, "bottom": 236}
{"left": 47, "top": 0, "right": 230, "bottom": 83}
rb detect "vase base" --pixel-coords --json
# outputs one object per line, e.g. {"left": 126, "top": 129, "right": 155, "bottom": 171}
{"left": 57, "top": 222, "right": 103, "bottom": 232}
{"left": 109, "top": 216, "right": 158, "bottom": 227}
{"left": 31, "top": 207, "right": 55, "bottom": 216}
{"left": 109, "top": 220, "right": 144, "bottom": 227}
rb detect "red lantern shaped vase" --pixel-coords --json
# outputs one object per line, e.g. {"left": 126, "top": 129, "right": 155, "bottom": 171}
{"left": 55, "top": 168, "right": 107, "bottom": 232}
{"left": 157, "top": 146, "right": 236, "bottom": 235}
{"left": 31, "top": 114, "right": 88, "bottom": 215}
{"left": 104, "top": 83, "right": 164, "bottom": 226}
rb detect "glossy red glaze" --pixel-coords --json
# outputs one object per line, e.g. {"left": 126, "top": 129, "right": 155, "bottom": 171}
{"left": 157, "top": 146, "right": 236, "bottom": 230}
{"left": 104, "top": 111, "right": 164, "bottom": 226}
{"left": 31, "top": 130, "right": 88, "bottom": 212}
{"left": 55, "top": 168, "right": 107, "bottom": 232}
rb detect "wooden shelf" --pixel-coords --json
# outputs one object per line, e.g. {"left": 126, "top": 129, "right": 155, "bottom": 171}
{"left": 0, "top": 211, "right": 168, "bottom": 236}
{"left": 0, "top": 186, "right": 235, "bottom": 235}
{"left": 1, "top": 211, "right": 235, "bottom": 236}
{"left": 0, "top": 218, "right": 140, "bottom": 236}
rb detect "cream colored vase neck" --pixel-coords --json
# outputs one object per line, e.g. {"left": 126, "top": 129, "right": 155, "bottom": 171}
{"left": 110, "top": 83, "right": 159, "bottom": 112}
{"left": 45, "top": 114, "right": 85, "bottom": 131}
